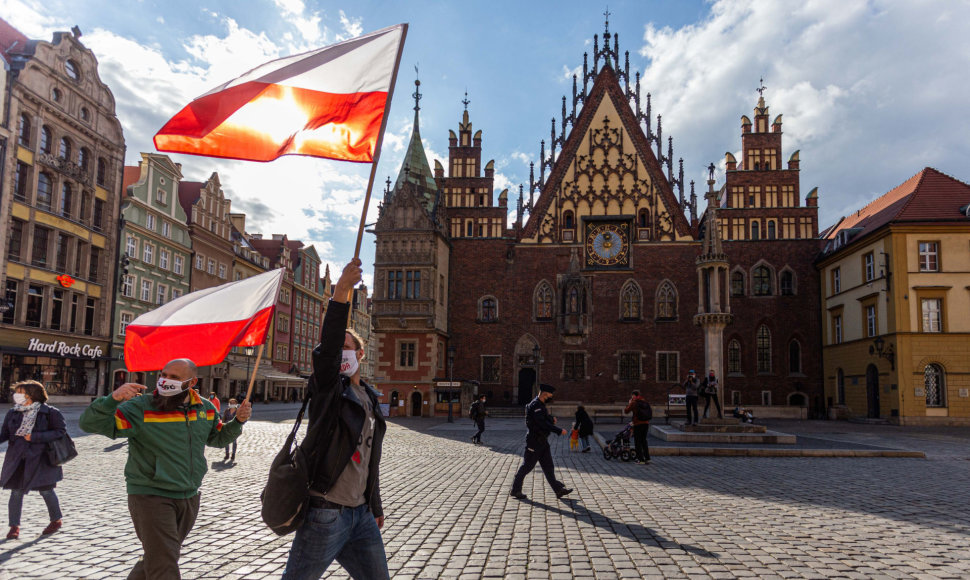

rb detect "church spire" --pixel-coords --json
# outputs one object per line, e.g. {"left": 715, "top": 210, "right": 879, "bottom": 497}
{"left": 392, "top": 76, "right": 438, "bottom": 209}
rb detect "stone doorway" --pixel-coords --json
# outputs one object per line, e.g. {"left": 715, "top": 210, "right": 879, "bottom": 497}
{"left": 518, "top": 368, "right": 536, "bottom": 406}
{"left": 866, "top": 364, "right": 880, "bottom": 418}
{"left": 411, "top": 391, "right": 423, "bottom": 417}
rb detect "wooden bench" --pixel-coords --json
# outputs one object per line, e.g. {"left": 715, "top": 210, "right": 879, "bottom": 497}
{"left": 665, "top": 393, "right": 687, "bottom": 424}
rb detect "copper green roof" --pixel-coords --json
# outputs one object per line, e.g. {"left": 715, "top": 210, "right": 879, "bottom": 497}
{"left": 393, "top": 108, "right": 438, "bottom": 211}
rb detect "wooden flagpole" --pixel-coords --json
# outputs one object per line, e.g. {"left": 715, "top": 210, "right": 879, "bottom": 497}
{"left": 346, "top": 23, "right": 408, "bottom": 313}
{"left": 243, "top": 344, "right": 265, "bottom": 403}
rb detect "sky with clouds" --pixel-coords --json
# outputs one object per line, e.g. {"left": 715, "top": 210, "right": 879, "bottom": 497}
{"left": 5, "top": 0, "right": 970, "bottom": 284}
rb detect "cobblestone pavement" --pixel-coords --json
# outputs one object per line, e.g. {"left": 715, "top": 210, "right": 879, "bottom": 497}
{"left": 1, "top": 405, "right": 969, "bottom": 579}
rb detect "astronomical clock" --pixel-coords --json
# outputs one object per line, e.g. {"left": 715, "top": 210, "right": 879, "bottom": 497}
{"left": 584, "top": 220, "right": 630, "bottom": 269}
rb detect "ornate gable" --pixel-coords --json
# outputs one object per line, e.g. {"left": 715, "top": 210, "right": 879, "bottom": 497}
{"left": 522, "top": 66, "right": 693, "bottom": 244}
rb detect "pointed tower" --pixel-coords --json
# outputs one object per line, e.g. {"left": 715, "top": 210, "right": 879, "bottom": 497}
{"left": 694, "top": 165, "right": 733, "bottom": 398}
{"left": 371, "top": 78, "right": 450, "bottom": 417}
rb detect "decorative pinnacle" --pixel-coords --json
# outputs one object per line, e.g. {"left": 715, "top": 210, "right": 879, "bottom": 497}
{"left": 462, "top": 89, "right": 470, "bottom": 111}
{"left": 604, "top": 6, "right": 611, "bottom": 35}
{"left": 756, "top": 77, "right": 767, "bottom": 98}
{"left": 413, "top": 65, "right": 422, "bottom": 113}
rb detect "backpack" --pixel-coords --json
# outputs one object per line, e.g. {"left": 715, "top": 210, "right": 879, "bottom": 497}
{"left": 634, "top": 399, "right": 653, "bottom": 421}
{"left": 469, "top": 402, "right": 480, "bottom": 420}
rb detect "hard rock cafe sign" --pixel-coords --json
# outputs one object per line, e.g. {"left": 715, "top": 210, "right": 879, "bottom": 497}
{"left": 57, "top": 274, "right": 76, "bottom": 288}
{"left": 27, "top": 338, "right": 104, "bottom": 358}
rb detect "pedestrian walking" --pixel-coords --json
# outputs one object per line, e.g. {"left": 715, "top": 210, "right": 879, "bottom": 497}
{"left": 208, "top": 392, "right": 221, "bottom": 413}
{"left": 624, "top": 390, "right": 652, "bottom": 464}
{"left": 223, "top": 399, "right": 239, "bottom": 462}
{"left": 469, "top": 395, "right": 487, "bottom": 444}
{"left": 509, "top": 384, "right": 572, "bottom": 500}
{"left": 701, "top": 369, "right": 723, "bottom": 419}
{"left": 683, "top": 370, "right": 700, "bottom": 425}
{"left": 79, "top": 358, "right": 251, "bottom": 579}
{"left": 282, "top": 259, "right": 390, "bottom": 580}
{"left": 573, "top": 404, "right": 594, "bottom": 453}
{"left": 1, "top": 381, "right": 67, "bottom": 539}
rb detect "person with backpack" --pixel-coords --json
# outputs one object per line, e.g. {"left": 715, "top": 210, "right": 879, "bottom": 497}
{"left": 683, "top": 370, "right": 700, "bottom": 426}
{"left": 469, "top": 395, "right": 487, "bottom": 444}
{"left": 624, "top": 389, "right": 652, "bottom": 464}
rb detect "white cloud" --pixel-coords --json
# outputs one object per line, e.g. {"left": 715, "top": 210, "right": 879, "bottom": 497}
{"left": 337, "top": 10, "right": 363, "bottom": 40}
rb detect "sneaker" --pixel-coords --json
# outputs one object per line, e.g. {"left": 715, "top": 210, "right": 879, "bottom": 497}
{"left": 42, "top": 520, "right": 61, "bottom": 535}
{"left": 6, "top": 526, "right": 19, "bottom": 539}
{"left": 555, "top": 488, "right": 573, "bottom": 498}
{"left": 509, "top": 491, "right": 527, "bottom": 500}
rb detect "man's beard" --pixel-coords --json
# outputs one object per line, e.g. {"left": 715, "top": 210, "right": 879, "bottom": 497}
{"left": 152, "top": 390, "right": 189, "bottom": 412}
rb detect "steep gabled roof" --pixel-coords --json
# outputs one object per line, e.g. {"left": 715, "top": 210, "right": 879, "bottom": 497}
{"left": 177, "top": 181, "right": 203, "bottom": 219}
{"left": 0, "top": 17, "right": 31, "bottom": 62}
{"left": 522, "top": 66, "right": 691, "bottom": 239}
{"left": 824, "top": 167, "right": 970, "bottom": 246}
{"left": 122, "top": 166, "right": 141, "bottom": 193}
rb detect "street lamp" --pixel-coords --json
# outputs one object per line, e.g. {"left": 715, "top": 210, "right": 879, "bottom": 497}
{"left": 447, "top": 344, "right": 456, "bottom": 423}
{"left": 869, "top": 336, "right": 895, "bottom": 370}
{"left": 533, "top": 343, "right": 542, "bottom": 398}
{"left": 245, "top": 346, "right": 256, "bottom": 399}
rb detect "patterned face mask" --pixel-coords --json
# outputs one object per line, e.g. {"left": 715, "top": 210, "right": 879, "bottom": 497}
{"left": 340, "top": 350, "right": 359, "bottom": 377}
{"left": 156, "top": 377, "right": 189, "bottom": 397}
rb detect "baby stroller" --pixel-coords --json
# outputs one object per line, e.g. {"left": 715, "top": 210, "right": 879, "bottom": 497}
{"left": 602, "top": 422, "right": 634, "bottom": 462}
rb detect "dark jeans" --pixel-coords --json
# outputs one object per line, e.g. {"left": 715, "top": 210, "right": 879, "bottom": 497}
{"left": 579, "top": 435, "right": 590, "bottom": 450}
{"left": 703, "top": 394, "right": 723, "bottom": 419}
{"left": 224, "top": 441, "right": 237, "bottom": 457}
{"left": 282, "top": 504, "right": 389, "bottom": 580}
{"left": 511, "top": 441, "right": 565, "bottom": 494}
{"left": 473, "top": 420, "right": 485, "bottom": 442}
{"left": 127, "top": 493, "right": 201, "bottom": 580}
{"left": 8, "top": 488, "right": 62, "bottom": 526}
{"left": 633, "top": 424, "right": 650, "bottom": 462}
{"left": 685, "top": 395, "right": 700, "bottom": 424}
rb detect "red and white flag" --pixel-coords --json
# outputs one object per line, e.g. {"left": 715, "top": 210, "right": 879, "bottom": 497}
{"left": 123, "top": 269, "right": 284, "bottom": 371}
{"left": 154, "top": 23, "right": 407, "bottom": 163}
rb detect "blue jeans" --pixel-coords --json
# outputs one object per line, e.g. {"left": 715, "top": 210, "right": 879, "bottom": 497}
{"left": 8, "top": 488, "right": 62, "bottom": 527}
{"left": 282, "top": 504, "right": 388, "bottom": 580}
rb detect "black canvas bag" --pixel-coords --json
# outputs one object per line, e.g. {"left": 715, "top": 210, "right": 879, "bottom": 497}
{"left": 46, "top": 433, "right": 78, "bottom": 466}
{"left": 260, "top": 391, "right": 315, "bottom": 536}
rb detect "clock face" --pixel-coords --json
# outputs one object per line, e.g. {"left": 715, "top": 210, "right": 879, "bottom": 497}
{"left": 585, "top": 222, "right": 630, "bottom": 267}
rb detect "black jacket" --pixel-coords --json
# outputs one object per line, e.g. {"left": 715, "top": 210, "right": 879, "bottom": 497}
{"left": 1, "top": 404, "right": 66, "bottom": 490}
{"left": 525, "top": 397, "right": 561, "bottom": 448}
{"left": 305, "top": 300, "right": 386, "bottom": 517}
{"left": 573, "top": 408, "right": 594, "bottom": 437}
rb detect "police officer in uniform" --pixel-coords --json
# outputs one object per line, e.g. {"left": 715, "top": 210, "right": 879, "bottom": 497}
{"left": 509, "top": 384, "right": 573, "bottom": 500}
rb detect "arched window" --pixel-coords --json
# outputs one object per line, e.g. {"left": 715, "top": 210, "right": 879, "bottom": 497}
{"left": 40, "top": 126, "right": 52, "bottom": 154}
{"left": 563, "top": 210, "right": 574, "bottom": 229}
{"left": 753, "top": 266, "right": 772, "bottom": 296}
{"left": 756, "top": 325, "right": 771, "bottom": 373}
{"left": 78, "top": 147, "right": 90, "bottom": 172}
{"left": 836, "top": 368, "right": 845, "bottom": 404}
{"left": 767, "top": 220, "right": 776, "bottom": 239}
{"left": 479, "top": 296, "right": 498, "bottom": 322}
{"left": 97, "top": 158, "right": 107, "bottom": 186}
{"left": 60, "top": 182, "right": 73, "bottom": 218}
{"left": 731, "top": 271, "right": 745, "bottom": 296}
{"left": 656, "top": 281, "right": 677, "bottom": 320}
{"left": 638, "top": 208, "right": 650, "bottom": 228}
{"left": 620, "top": 281, "right": 642, "bottom": 321}
{"left": 751, "top": 220, "right": 760, "bottom": 240}
{"left": 924, "top": 364, "right": 945, "bottom": 407}
{"left": 36, "top": 173, "right": 53, "bottom": 211}
{"left": 780, "top": 271, "right": 794, "bottom": 295}
{"left": 58, "top": 137, "right": 71, "bottom": 160}
{"left": 788, "top": 340, "right": 801, "bottom": 374}
{"left": 727, "top": 339, "right": 741, "bottom": 374}
{"left": 17, "top": 114, "right": 31, "bottom": 147}
{"left": 534, "top": 281, "right": 553, "bottom": 320}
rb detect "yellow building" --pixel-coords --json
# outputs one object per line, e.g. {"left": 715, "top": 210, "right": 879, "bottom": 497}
{"left": 818, "top": 168, "right": 970, "bottom": 424}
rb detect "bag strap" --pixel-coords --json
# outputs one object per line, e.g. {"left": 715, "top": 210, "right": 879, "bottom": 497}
{"left": 284, "top": 388, "right": 313, "bottom": 449}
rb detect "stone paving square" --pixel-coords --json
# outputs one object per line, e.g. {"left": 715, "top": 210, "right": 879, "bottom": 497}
{"left": 1, "top": 406, "right": 969, "bottom": 579}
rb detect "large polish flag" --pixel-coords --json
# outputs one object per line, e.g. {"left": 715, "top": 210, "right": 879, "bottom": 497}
{"left": 154, "top": 23, "right": 407, "bottom": 163}
{"left": 123, "top": 269, "right": 284, "bottom": 371}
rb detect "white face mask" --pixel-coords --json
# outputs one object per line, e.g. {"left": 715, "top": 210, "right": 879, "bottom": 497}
{"left": 12, "top": 393, "right": 26, "bottom": 406}
{"left": 156, "top": 377, "right": 189, "bottom": 397}
{"left": 340, "top": 350, "right": 359, "bottom": 377}
{"left": 229, "top": 404, "right": 239, "bottom": 409}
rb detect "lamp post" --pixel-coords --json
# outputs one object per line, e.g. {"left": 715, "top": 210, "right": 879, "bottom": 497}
{"left": 447, "top": 344, "right": 456, "bottom": 423}
{"left": 533, "top": 344, "right": 542, "bottom": 398}
{"left": 245, "top": 346, "right": 256, "bottom": 399}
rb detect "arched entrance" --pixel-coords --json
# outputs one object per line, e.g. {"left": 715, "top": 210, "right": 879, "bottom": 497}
{"left": 865, "top": 364, "right": 880, "bottom": 418}
{"left": 518, "top": 368, "right": 536, "bottom": 406}
{"left": 411, "top": 391, "right": 422, "bottom": 417}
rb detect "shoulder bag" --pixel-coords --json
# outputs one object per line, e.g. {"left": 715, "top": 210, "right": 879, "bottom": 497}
{"left": 260, "top": 390, "right": 314, "bottom": 536}
{"left": 47, "top": 434, "right": 78, "bottom": 466}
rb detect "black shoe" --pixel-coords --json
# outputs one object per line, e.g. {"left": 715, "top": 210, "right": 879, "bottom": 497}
{"left": 556, "top": 488, "right": 573, "bottom": 498}
{"left": 510, "top": 491, "right": 527, "bottom": 500}
{"left": 581, "top": 447, "right": 591, "bottom": 453}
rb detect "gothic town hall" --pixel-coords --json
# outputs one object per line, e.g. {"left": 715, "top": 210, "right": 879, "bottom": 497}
{"left": 372, "top": 24, "right": 822, "bottom": 416}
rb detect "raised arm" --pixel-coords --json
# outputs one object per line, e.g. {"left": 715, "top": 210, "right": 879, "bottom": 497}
{"left": 310, "top": 259, "right": 362, "bottom": 397}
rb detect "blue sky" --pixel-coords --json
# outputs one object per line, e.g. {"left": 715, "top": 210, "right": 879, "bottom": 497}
{"left": 6, "top": 0, "right": 970, "bottom": 285}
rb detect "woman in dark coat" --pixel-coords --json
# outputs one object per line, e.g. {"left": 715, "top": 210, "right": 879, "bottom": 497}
{"left": 573, "top": 405, "right": 595, "bottom": 453}
{"left": 1, "top": 380, "right": 66, "bottom": 539}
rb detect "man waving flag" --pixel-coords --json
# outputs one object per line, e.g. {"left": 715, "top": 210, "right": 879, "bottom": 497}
{"left": 154, "top": 23, "right": 407, "bottom": 164}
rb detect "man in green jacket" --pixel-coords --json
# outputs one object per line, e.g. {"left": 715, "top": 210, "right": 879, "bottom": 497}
{"left": 80, "top": 358, "right": 251, "bottom": 579}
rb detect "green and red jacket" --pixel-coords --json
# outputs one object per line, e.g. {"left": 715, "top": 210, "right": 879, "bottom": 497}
{"left": 79, "top": 389, "right": 244, "bottom": 498}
